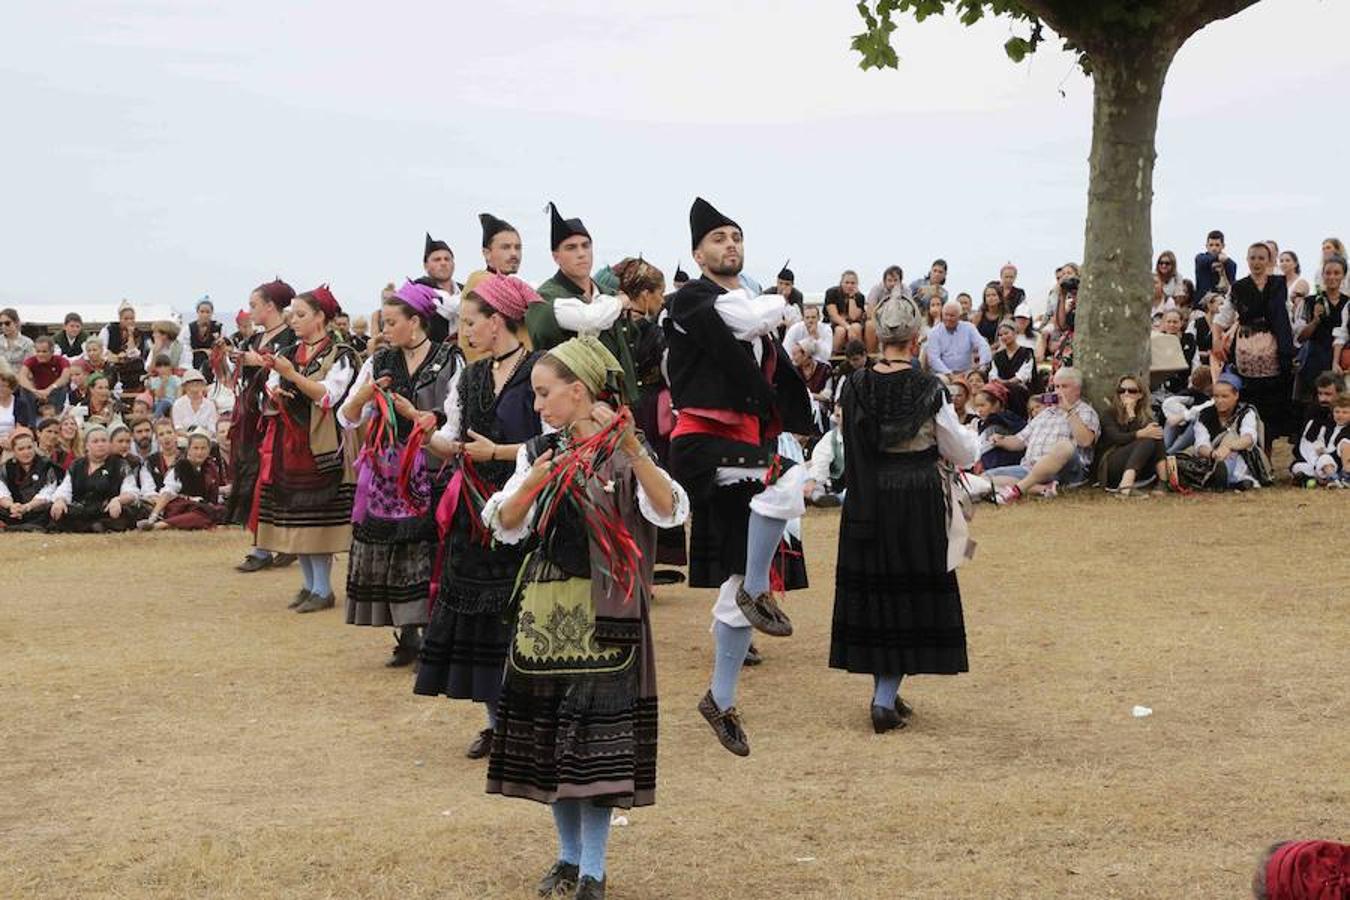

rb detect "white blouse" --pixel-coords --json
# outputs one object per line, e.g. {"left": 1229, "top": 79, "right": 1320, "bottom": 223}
{"left": 483, "top": 444, "right": 690, "bottom": 545}
{"left": 171, "top": 395, "right": 219, "bottom": 437}
{"left": 51, "top": 464, "right": 139, "bottom": 504}
{"left": 266, "top": 353, "right": 355, "bottom": 410}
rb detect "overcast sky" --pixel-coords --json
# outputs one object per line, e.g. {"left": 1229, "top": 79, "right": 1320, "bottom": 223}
{"left": 4, "top": 0, "right": 1349, "bottom": 322}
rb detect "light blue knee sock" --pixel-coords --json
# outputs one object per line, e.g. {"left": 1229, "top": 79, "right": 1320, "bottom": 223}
{"left": 249, "top": 547, "right": 271, "bottom": 560}
{"left": 578, "top": 801, "right": 613, "bottom": 881}
{"left": 307, "top": 554, "right": 333, "bottom": 597}
{"left": 298, "top": 554, "right": 315, "bottom": 592}
{"left": 711, "top": 620, "right": 753, "bottom": 710}
{"left": 551, "top": 798, "right": 582, "bottom": 865}
{"left": 743, "top": 511, "right": 787, "bottom": 597}
{"left": 872, "top": 673, "right": 902, "bottom": 707}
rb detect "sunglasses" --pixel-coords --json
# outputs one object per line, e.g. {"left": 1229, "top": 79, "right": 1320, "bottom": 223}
{"left": 1117, "top": 386, "right": 1142, "bottom": 395}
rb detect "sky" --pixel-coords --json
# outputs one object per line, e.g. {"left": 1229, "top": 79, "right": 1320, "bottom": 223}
{"left": 3, "top": 0, "right": 1349, "bottom": 324}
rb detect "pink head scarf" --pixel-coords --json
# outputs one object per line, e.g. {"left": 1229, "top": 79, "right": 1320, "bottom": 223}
{"left": 470, "top": 274, "right": 541, "bottom": 322}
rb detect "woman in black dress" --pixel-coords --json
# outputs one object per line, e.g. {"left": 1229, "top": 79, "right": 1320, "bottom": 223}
{"left": 414, "top": 274, "right": 545, "bottom": 759}
{"left": 188, "top": 298, "right": 223, "bottom": 383}
{"left": 830, "top": 295, "right": 979, "bottom": 733}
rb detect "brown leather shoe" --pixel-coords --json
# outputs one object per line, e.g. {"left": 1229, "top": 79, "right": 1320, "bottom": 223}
{"left": 465, "top": 728, "right": 494, "bottom": 759}
{"left": 698, "top": 690, "right": 749, "bottom": 756}
{"left": 743, "top": 643, "right": 763, "bottom": 667}
{"left": 895, "top": 696, "right": 914, "bottom": 719}
{"left": 288, "top": 589, "right": 311, "bottom": 610}
{"left": 536, "top": 861, "right": 578, "bottom": 897}
{"left": 734, "top": 587, "right": 793, "bottom": 637}
{"left": 575, "top": 875, "right": 605, "bottom": 899}
{"left": 295, "top": 592, "right": 335, "bottom": 613}
{"left": 272, "top": 552, "right": 298, "bottom": 568}
{"left": 871, "top": 703, "right": 907, "bottom": 734}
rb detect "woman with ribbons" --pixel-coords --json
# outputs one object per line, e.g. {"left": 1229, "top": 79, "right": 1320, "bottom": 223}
{"left": 338, "top": 281, "right": 462, "bottom": 667}
{"left": 253, "top": 286, "right": 358, "bottom": 613}
{"left": 482, "top": 335, "right": 687, "bottom": 900}
{"left": 413, "top": 274, "right": 544, "bottom": 759}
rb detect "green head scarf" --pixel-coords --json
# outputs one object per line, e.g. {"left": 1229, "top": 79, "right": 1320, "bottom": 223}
{"left": 548, "top": 335, "right": 623, "bottom": 398}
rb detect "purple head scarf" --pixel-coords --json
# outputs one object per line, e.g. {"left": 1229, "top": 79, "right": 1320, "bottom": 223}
{"left": 393, "top": 280, "right": 440, "bottom": 321}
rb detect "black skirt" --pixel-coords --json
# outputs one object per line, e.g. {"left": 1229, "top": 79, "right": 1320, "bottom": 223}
{"left": 830, "top": 454, "right": 968, "bottom": 676}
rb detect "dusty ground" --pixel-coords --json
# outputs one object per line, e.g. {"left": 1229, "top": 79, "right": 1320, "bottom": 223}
{"left": 1, "top": 488, "right": 1346, "bottom": 899}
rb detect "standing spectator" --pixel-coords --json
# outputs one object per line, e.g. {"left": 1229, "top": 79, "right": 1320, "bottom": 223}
{"left": 349, "top": 316, "right": 370, "bottom": 354}
{"left": 18, "top": 337, "right": 72, "bottom": 410}
{"left": 188, "top": 298, "right": 222, "bottom": 381}
{"left": 1194, "top": 229, "right": 1238, "bottom": 300}
{"left": 974, "top": 281, "right": 1009, "bottom": 345}
{"left": 54, "top": 313, "right": 86, "bottom": 358}
{"left": 782, "top": 304, "right": 833, "bottom": 367}
{"left": 991, "top": 321, "right": 1036, "bottom": 384}
{"left": 1156, "top": 251, "right": 1182, "bottom": 300}
{"left": 0, "top": 371, "right": 36, "bottom": 450}
{"left": 925, "top": 299, "right": 991, "bottom": 379}
{"left": 1158, "top": 309, "right": 1199, "bottom": 394}
{"left": 1294, "top": 255, "right": 1348, "bottom": 396}
{"left": 988, "top": 367, "right": 1101, "bottom": 503}
{"left": 171, "top": 369, "right": 218, "bottom": 437}
{"left": 0, "top": 308, "right": 36, "bottom": 372}
{"left": 1315, "top": 236, "right": 1347, "bottom": 290}
{"left": 1278, "top": 251, "right": 1310, "bottom": 329}
{"left": 1190, "top": 373, "right": 1272, "bottom": 490}
{"left": 1150, "top": 272, "right": 1177, "bottom": 325}
{"left": 1216, "top": 243, "right": 1295, "bottom": 446}
{"left": 825, "top": 270, "right": 869, "bottom": 353}
{"left": 1095, "top": 374, "right": 1165, "bottom": 495}
{"left": 145, "top": 354, "right": 182, "bottom": 417}
{"left": 908, "top": 259, "right": 949, "bottom": 307}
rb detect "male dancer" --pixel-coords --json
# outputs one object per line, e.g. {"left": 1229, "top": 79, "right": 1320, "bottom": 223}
{"left": 665, "top": 197, "right": 812, "bottom": 757}
{"left": 479, "top": 213, "right": 522, "bottom": 276}
{"left": 529, "top": 202, "right": 639, "bottom": 402}
{"left": 421, "top": 233, "right": 461, "bottom": 344}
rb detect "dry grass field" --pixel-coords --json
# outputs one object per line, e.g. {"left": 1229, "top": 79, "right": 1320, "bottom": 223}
{"left": 1, "top": 488, "right": 1346, "bottom": 899}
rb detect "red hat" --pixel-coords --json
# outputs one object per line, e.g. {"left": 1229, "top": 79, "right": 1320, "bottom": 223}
{"left": 981, "top": 381, "right": 1010, "bottom": 405}
{"left": 307, "top": 285, "right": 340, "bottom": 320}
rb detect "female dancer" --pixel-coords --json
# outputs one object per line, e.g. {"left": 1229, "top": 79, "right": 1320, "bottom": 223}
{"left": 339, "top": 281, "right": 462, "bottom": 666}
{"left": 830, "top": 296, "right": 978, "bottom": 733}
{"left": 483, "top": 335, "right": 688, "bottom": 900}
{"left": 414, "top": 274, "right": 543, "bottom": 758}
{"left": 254, "top": 286, "right": 358, "bottom": 612}
{"left": 229, "top": 280, "right": 298, "bottom": 573}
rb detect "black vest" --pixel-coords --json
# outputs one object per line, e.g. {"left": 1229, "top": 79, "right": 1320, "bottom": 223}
{"left": 3, "top": 458, "right": 57, "bottom": 504}
{"left": 69, "top": 456, "right": 128, "bottom": 505}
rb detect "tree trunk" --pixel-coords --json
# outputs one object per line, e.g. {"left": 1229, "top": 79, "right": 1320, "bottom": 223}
{"left": 1074, "top": 49, "right": 1175, "bottom": 412}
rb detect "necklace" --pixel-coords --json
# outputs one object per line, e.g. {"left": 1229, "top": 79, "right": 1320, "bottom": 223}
{"left": 492, "top": 343, "right": 523, "bottom": 371}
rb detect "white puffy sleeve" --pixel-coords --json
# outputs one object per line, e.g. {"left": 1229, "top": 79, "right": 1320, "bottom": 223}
{"left": 714, "top": 289, "right": 786, "bottom": 341}
{"left": 160, "top": 468, "right": 182, "bottom": 500}
{"left": 318, "top": 356, "right": 356, "bottom": 410}
{"left": 0, "top": 479, "right": 10, "bottom": 502}
{"left": 137, "top": 466, "right": 157, "bottom": 500}
{"left": 52, "top": 472, "right": 73, "bottom": 504}
{"left": 482, "top": 445, "right": 537, "bottom": 545}
{"left": 553, "top": 293, "right": 622, "bottom": 335}
{"left": 635, "top": 464, "right": 690, "bottom": 528}
{"left": 118, "top": 470, "right": 139, "bottom": 496}
{"left": 1192, "top": 418, "right": 1214, "bottom": 451}
{"left": 433, "top": 366, "right": 465, "bottom": 443}
{"left": 337, "top": 357, "right": 376, "bottom": 430}
{"left": 1333, "top": 303, "right": 1349, "bottom": 347}
{"left": 935, "top": 401, "right": 979, "bottom": 469}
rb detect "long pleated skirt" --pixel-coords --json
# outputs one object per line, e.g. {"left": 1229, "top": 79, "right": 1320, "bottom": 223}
{"left": 829, "top": 458, "right": 968, "bottom": 676}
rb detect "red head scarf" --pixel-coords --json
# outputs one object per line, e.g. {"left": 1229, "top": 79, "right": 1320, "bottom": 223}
{"left": 306, "top": 285, "right": 341, "bottom": 321}
{"left": 254, "top": 278, "right": 295, "bottom": 310}
{"left": 1266, "top": 841, "right": 1350, "bottom": 900}
{"left": 235, "top": 308, "right": 251, "bottom": 326}
{"left": 469, "top": 274, "right": 541, "bottom": 322}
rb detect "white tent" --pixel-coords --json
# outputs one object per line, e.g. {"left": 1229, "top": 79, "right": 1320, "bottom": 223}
{"left": 17, "top": 300, "right": 183, "bottom": 329}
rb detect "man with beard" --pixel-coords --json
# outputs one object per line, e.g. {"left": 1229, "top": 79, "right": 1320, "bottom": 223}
{"left": 479, "top": 213, "right": 522, "bottom": 276}
{"left": 528, "top": 202, "right": 639, "bottom": 401}
{"left": 420, "top": 232, "right": 461, "bottom": 345}
{"left": 666, "top": 197, "right": 813, "bottom": 757}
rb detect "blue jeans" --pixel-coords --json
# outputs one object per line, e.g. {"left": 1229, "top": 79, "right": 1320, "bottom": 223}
{"left": 152, "top": 398, "right": 173, "bottom": 417}
{"left": 1164, "top": 421, "right": 1196, "bottom": 455}
{"left": 986, "top": 450, "right": 1088, "bottom": 487}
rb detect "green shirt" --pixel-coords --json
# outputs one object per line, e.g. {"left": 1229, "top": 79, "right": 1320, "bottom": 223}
{"left": 531, "top": 270, "right": 640, "bottom": 403}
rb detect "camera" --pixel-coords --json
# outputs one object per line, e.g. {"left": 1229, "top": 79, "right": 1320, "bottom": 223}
{"left": 1060, "top": 276, "right": 1080, "bottom": 294}
{"left": 1037, "top": 392, "right": 1060, "bottom": 406}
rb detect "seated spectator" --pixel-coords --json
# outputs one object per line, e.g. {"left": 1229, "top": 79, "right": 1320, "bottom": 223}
{"left": 145, "top": 354, "right": 181, "bottom": 416}
{"left": 923, "top": 293, "right": 943, "bottom": 332}
{"left": 188, "top": 299, "right": 222, "bottom": 379}
{"left": 0, "top": 370, "right": 37, "bottom": 451}
{"left": 47, "top": 424, "right": 140, "bottom": 532}
{"left": 55, "top": 312, "right": 86, "bottom": 358}
{"left": 782, "top": 303, "right": 833, "bottom": 367}
{"left": 925, "top": 299, "right": 991, "bottom": 379}
{"left": 908, "top": 259, "right": 948, "bottom": 308}
{"left": 948, "top": 379, "right": 973, "bottom": 425}
{"left": 1155, "top": 250, "right": 1182, "bottom": 300}
{"left": 139, "top": 431, "right": 227, "bottom": 530}
{"left": 992, "top": 321, "right": 1035, "bottom": 384}
{"left": 34, "top": 416, "right": 61, "bottom": 462}
{"left": 866, "top": 264, "right": 907, "bottom": 310}
{"left": 145, "top": 418, "right": 183, "bottom": 490}
{"left": 73, "top": 372, "right": 123, "bottom": 428}
{"left": 988, "top": 367, "right": 1101, "bottom": 503}
{"left": 108, "top": 424, "right": 156, "bottom": 521}
{"left": 996, "top": 263, "right": 1026, "bottom": 316}
{"left": 0, "top": 308, "right": 36, "bottom": 372}
{"left": 53, "top": 413, "right": 82, "bottom": 470}
{"left": 832, "top": 339, "right": 871, "bottom": 405}
{"left": 791, "top": 344, "right": 832, "bottom": 435}
{"left": 128, "top": 415, "right": 156, "bottom": 462}
{"left": 804, "top": 408, "right": 845, "bottom": 508}
{"left": 0, "top": 429, "right": 58, "bottom": 532}
{"left": 974, "top": 281, "right": 1009, "bottom": 345}
{"left": 1187, "top": 373, "right": 1273, "bottom": 490}
{"left": 1012, "top": 303, "right": 1038, "bottom": 349}
{"left": 1294, "top": 254, "right": 1347, "bottom": 398}
{"left": 349, "top": 316, "right": 370, "bottom": 354}
{"left": 1291, "top": 385, "right": 1349, "bottom": 487}
{"left": 171, "top": 369, "right": 218, "bottom": 437}
{"left": 956, "top": 292, "right": 973, "bottom": 320}
{"left": 78, "top": 337, "right": 116, "bottom": 382}
{"left": 1161, "top": 365, "right": 1215, "bottom": 454}
{"left": 149, "top": 320, "right": 186, "bottom": 371}
{"left": 825, "top": 270, "right": 870, "bottom": 353}
{"left": 1250, "top": 839, "right": 1349, "bottom": 900}
{"left": 1150, "top": 272, "right": 1177, "bottom": 326}
{"left": 1095, "top": 374, "right": 1165, "bottom": 495}
{"left": 19, "top": 337, "right": 73, "bottom": 411}
{"left": 971, "top": 381, "right": 1026, "bottom": 471}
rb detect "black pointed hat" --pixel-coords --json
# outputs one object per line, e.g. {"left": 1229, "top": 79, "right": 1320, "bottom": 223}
{"left": 673, "top": 262, "right": 690, "bottom": 284}
{"left": 424, "top": 232, "right": 452, "bottom": 262}
{"left": 777, "top": 259, "right": 794, "bottom": 283}
{"left": 479, "top": 212, "right": 516, "bottom": 249}
{"left": 546, "top": 202, "right": 590, "bottom": 251}
{"left": 689, "top": 197, "right": 740, "bottom": 251}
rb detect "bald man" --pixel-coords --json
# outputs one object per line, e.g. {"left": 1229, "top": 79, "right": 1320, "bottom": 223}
{"left": 925, "top": 299, "right": 991, "bottom": 377}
